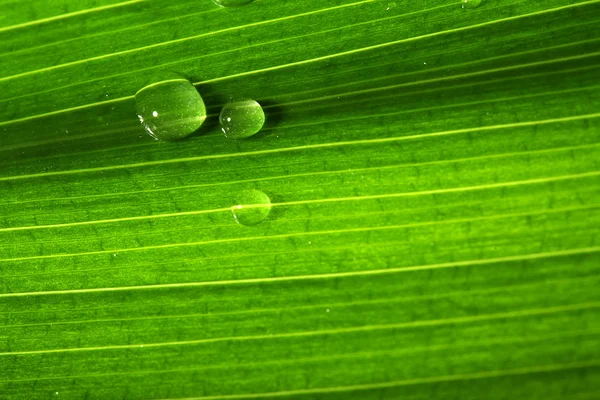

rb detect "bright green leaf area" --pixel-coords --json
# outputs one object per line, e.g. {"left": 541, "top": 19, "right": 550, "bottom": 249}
{"left": 1, "top": 0, "right": 600, "bottom": 398}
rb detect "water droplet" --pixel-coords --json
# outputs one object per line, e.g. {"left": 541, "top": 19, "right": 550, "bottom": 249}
{"left": 135, "top": 79, "right": 206, "bottom": 141}
{"left": 461, "top": 0, "right": 481, "bottom": 9}
{"left": 326, "top": 309, "right": 330, "bottom": 313}
{"left": 231, "top": 189, "right": 271, "bottom": 226}
{"left": 213, "top": 0, "right": 253, "bottom": 7}
{"left": 220, "top": 100, "right": 265, "bottom": 139}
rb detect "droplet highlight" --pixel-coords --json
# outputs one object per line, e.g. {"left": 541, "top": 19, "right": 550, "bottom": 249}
{"left": 231, "top": 189, "right": 271, "bottom": 226}
{"left": 220, "top": 100, "right": 265, "bottom": 139}
{"left": 135, "top": 79, "right": 206, "bottom": 141}
{"left": 213, "top": 0, "right": 253, "bottom": 7}
{"left": 461, "top": 0, "right": 481, "bottom": 8}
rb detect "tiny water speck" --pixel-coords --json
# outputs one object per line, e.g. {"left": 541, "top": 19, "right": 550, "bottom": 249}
{"left": 461, "top": 0, "right": 482, "bottom": 8}
{"left": 220, "top": 99, "right": 265, "bottom": 139}
{"left": 135, "top": 79, "right": 206, "bottom": 141}
{"left": 213, "top": 0, "right": 253, "bottom": 7}
{"left": 232, "top": 189, "right": 271, "bottom": 226}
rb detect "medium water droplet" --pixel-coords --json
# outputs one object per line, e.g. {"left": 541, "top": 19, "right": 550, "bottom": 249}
{"left": 135, "top": 79, "right": 206, "bottom": 141}
{"left": 213, "top": 0, "right": 253, "bottom": 7}
{"left": 461, "top": 0, "right": 481, "bottom": 8}
{"left": 220, "top": 100, "right": 265, "bottom": 139}
{"left": 231, "top": 189, "right": 271, "bottom": 226}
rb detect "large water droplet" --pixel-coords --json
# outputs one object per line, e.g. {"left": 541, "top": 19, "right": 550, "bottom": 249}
{"left": 213, "top": 0, "right": 253, "bottom": 7}
{"left": 135, "top": 79, "right": 206, "bottom": 141}
{"left": 461, "top": 0, "right": 482, "bottom": 9}
{"left": 231, "top": 189, "right": 271, "bottom": 226}
{"left": 220, "top": 100, "right": 265, "bottom": 139}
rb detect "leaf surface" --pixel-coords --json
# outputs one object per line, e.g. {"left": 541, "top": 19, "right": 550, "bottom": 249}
{"left": 1, "top": 0, "right": 600, "bottom": 398}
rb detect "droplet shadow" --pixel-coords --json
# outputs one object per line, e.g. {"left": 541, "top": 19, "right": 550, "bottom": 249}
{"left": 263, "top": 191, "right": 286, "bottom": 223}
{"left": 258, "top": 99, "right": 285, "bottom": 131}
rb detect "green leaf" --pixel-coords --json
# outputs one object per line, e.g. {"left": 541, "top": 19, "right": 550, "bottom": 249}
{"left": 1, "top": 0, "right": 599, "bottom": 398}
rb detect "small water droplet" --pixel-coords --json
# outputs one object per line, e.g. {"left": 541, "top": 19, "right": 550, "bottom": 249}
{"left": 231, "top": 189, "right": 271, "bottom": 226}
{"left": 461, "top": 0, "right": 481, "bottom": 9}
{"left": 220, "top": 100, "right": 265, "bottom": 139}
{"left": 213, "top": 0, "right": 253, "bottom": 7}
{"left": 135, "top": 79, "right": 206, "bottom": 141}
{"left": 326, "top": 309, "right": 330, "bottom": 313}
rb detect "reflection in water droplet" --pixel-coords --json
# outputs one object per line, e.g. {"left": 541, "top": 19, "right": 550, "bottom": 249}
{"left": 213, "top": 0, "right": 253, "bottom": 7}
{"left": 135, "top": 79, "right": 206, "bottom": 141}
{"left": 219, "top": 100, "right": 265, "bottom": 139}
{"left": 232, "top": 189, "right": 271, "bottom": 226}
{"left": 461, "top": 0, "right": 481, "bottom": 9}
